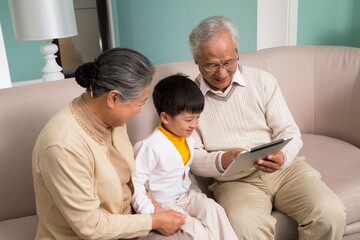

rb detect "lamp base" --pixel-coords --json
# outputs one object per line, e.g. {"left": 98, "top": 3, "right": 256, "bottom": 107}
{"left": 40, "top": 39, "right": 64, "bottom": 81}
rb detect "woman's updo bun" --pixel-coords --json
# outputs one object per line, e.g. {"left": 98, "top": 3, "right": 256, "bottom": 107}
{"left": 75, "top": 62, "right": 98, "bottom": 89}
{"left": 73, "top": 48, "right": 154, "bottom": 99}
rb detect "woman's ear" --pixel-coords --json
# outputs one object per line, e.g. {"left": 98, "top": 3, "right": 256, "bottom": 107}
{"left": 159, "top": 112, "right": 170, "bottom": 124}
{"left": 107, "top": 91, "right": 119, "bottom": 108}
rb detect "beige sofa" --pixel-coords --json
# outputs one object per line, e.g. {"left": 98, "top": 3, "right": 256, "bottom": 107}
{"left": 0, "top": 46, "right": 359, "bottom": 239}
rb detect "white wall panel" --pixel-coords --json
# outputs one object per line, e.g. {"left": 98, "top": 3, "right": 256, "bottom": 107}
{"left": 257, "top": 0, "right": 298, "bottom": 50}
{"left": 0, "top": 22, "right": 11, "bottom": 88}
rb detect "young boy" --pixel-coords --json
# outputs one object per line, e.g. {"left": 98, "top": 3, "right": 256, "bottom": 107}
{"left": 132, "top": 73, "right": 237, "bottom": 240}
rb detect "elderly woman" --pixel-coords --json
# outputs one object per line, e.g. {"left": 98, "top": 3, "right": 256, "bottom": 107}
{"left": 32, "top": 48, "right": 189, "bottom": 239}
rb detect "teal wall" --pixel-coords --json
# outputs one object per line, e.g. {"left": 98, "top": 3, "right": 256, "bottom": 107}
{"left": 1, "top": 0, "right": 359, "bottom": 83}
{"left": 0, "top": 0, "right": 44, "bottom": 82}
{"left": 111, "top": 0, "right": 257, "bottom": 65}
{"left": 353, "top": 1, "right": 360, "bottom": 46}
{"left": 298, "top": 0, "right": 360, "bottom": 47}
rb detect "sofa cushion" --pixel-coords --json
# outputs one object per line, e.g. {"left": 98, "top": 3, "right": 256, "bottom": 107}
{"left": 299, "top": 134, "right": 360, "bottom": 226}
{"left": 0, "top": 215, "right": 38, "bottom": 240}
{"left": 0, "top": 79, "right": 83, "bottom": 222}
{"left": 273, "top": 210, "right": 298, "bottom": 240}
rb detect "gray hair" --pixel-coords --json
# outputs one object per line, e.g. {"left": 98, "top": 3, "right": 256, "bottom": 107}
{"left": 75, "top": 48, "right": 154, "bottom": 101}
{"left": 189, "top": 16, "right": 239, "bottom": 59}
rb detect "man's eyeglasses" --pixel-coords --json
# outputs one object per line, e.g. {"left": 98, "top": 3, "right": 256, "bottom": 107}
{"left": 202, "top": 57, "right": 239, "bottom": 73}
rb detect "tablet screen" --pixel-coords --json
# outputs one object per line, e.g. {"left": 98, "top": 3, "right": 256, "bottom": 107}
{"left": 222, "top": 137, "right": 293, "bottom": 177}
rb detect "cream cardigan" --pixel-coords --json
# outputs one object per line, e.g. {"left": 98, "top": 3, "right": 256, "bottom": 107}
{"left": 32, "top": 97, "right": 152, "bottom": 239}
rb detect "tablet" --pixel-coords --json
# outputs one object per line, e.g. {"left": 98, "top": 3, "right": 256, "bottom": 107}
{"left": 222, "top": 137, "right": 293, "bottom": 177}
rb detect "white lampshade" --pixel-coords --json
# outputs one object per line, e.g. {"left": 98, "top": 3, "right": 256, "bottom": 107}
{"left": 9, "top": 0, "right": 77, "bottom": 40}
{"left": 8, "top": 0, "right": 78, "bottom": 81}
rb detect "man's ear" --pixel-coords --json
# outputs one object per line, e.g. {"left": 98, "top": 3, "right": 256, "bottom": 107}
{"left": 159, "top": 112, "right": 170, "bottom": 124}
{"left": 194, "top": 58, "right": 199, "bottom": 65}
{"left": 107, "top": 91, "right": 119, "bottom": 108}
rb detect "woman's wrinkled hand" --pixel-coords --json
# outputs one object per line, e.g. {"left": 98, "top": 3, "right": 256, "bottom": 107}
{"left": 151, "top": 209, "right": 185, "bottom": 236}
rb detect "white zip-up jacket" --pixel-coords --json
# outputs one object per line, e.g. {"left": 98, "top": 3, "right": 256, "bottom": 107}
{"left": 132, "top": 128, "right": 194, "bottom": 214}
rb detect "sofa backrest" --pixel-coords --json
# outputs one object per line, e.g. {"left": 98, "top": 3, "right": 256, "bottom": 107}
{"left": 236, "top": 46, "right": 360, "bottom": 148}
{"left": 0, "top": 79, "right": 83, "bottom": 221}
{"left": 0, "top": 45, "right": 359, "bottom": 222}
{"left": 127, "top": 46, "right": 360, "bottom": 149}
{"left": 126, "top": 60, "right": 199, "bottom": 145}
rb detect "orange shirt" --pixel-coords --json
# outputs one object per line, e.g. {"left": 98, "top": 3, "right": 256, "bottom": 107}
{"left": 158, "top": 123, "right": 190, "bottom": 165}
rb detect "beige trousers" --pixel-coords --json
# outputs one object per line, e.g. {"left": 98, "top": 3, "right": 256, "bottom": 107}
{"left": 168, "top": 189, "right": 238, "bottom": 240}
{"left": 211, "top": 157, "right": 346, "bottom": 240}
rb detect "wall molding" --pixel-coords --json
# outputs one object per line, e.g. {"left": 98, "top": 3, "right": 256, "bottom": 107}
{"left": 257, "top": 0, "right": 298, "bottom": 50}
{"left": 0, "top": 22, "right": 11, "bottom": 88}
{"left": 287, "top": 0, "right": 298, "bottom": 46}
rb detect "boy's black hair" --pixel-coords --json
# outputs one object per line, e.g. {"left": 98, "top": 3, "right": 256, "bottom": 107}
{"left": 152, "top": 73, "right": 205, "bottom": 117}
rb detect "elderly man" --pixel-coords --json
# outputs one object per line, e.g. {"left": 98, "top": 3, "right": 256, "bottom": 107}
{"left": 189, "top": 15, "right": 346, "bottom": 240}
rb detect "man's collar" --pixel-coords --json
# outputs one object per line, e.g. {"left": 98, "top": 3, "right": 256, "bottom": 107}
{"left": 197, "top": 65, "right": 246, "bottom": 96}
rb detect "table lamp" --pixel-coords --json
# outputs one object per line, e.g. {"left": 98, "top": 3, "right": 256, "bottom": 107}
{"left": 8, "top": 0, "right": 78, "bottom": 81}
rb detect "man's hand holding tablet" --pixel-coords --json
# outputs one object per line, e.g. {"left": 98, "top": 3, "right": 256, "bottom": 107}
{"left": 254, "top": 150, "right": 285, "bottom": 173}
{"left": 222, "top": 137, "right": 293, "bottom": 177}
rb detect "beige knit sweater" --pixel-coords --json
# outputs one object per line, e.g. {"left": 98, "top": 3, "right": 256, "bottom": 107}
{"left": 191, "top": 66, "right": 303, "bottom": 181}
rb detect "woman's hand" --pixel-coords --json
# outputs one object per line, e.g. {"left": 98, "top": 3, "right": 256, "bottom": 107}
{"left": 151, "top": 210, "right": 185, "bottom": 236}
{"left": 254, "top": 151, "right": 284, "bottom": 173}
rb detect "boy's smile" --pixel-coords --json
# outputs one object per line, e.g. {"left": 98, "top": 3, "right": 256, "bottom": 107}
{"left": 161, "top": 111, "right": 201, "bottom": 138}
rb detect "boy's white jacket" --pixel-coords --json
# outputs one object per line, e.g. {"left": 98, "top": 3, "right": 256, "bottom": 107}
{"left": 131, "top": 128, "right": 198, "bottom": 214}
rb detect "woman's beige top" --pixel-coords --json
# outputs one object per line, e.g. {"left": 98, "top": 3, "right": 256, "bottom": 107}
{"left": 32, "top": 96, "right": 152, "bottom": 239}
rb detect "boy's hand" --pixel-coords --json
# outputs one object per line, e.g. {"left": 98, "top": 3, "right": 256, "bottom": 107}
{"left": 146, "top": 192, "right": 164, "bottom": 213}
